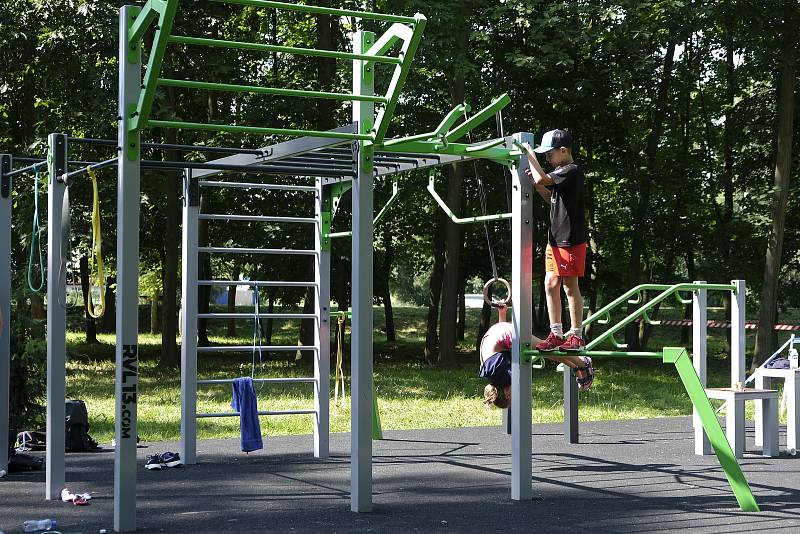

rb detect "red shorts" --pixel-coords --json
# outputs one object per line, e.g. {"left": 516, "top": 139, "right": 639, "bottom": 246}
{"left": 545, "top": 243, "right": 586, "bottom": 277}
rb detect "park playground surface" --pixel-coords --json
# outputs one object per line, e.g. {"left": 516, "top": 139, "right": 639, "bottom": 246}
{"left": 1, "top": 417, "right": 798, "bottom": 533}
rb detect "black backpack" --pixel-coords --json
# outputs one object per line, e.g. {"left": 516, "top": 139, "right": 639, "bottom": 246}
{"left": 65, "top": 399, "right": 98, "bottom": 452}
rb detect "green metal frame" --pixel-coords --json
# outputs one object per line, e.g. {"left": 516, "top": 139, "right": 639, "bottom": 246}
{"left": 427, "top": 170, "right": 511, "bottom": 225}
{"left": 328, "top": 177, "right": 400, "bottom": 240}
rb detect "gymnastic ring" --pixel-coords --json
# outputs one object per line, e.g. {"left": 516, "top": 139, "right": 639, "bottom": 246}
{"left": 483, "top": 277, "right": 511, "bottom": 308}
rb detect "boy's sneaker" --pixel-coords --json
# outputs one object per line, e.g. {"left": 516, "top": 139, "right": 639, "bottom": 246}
{"left": 559, "top": 334, "right": 585, "bottom": 352}
{"left": 145, "top": 454, "right": 164, "bottom": 471}
{"left": 161, "top": 451, "right": 182, "bottom": 468}
{"left": 535, "top": 332, "right": 566, "bottom": 352}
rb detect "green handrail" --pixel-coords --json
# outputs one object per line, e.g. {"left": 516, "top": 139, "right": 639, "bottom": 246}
{"left": 524, "top": 350, "right": 662, "bottom": 359}
{"left": 146, "top": 120, "right": 373, "bottom": 140}
{"left": 210, "top": 0, "right": 420, "bottom": 24}
{"left": 157, "top": 78, "right": 389, "bottom": 103}
{"left": 584, "top": 283, "right": 736, "bottom": 351}
{"left": 169, "top": 35, "right": 403, "bottom": 65}
{"left": 427, "top": 171, "right": 511, "bottom": 225}
{"left": 446, "top": 93, "right": 510, "bottom": 143}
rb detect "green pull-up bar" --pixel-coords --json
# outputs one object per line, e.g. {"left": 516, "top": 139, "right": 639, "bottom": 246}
{"left": 157, "top": 78, "right": 389, "bottom": 104}
{"left": 427, "top": 171, "right": 511, "bottom": 225}
{"left": 210, "top": 0, "right": 421, "bottom": 24}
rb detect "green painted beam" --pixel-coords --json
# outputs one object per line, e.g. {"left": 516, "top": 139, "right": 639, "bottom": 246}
{"left": 169, "top": 35, "right": 403, "bottom": 64}
{"left": 373, "top": 17, "right": 427, "bottom": 143}
{"left": 663, "top": 347, "right": 759, "bottom": 512}
{"left": 433, "top": 103, "right": 470, "bottom": 137}
{"left": 380, "top": 139, "right": 514, "bottom": 164}
{"left": 128, "top": 0, "right": 160, "bottom": 45}
{"left": 210, "top": 0, "right": 419, "bottom": 24}
{"left": 445, "top": 93, "right": 511, "bottom": 143}
{"left": 146, "top": 119, "right": 373, "bottom": 140}
{"left": 523, "top": 350, "right": 662, "bottom": 359}
{"left": 157, "top": 78, "right": 389, "bottom": 103}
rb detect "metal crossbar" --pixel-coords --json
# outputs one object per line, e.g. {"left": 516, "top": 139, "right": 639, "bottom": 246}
{"left": 198, "top": 246, "right": 316, "bottom": 255}
{"left": 146, "top": 120, "right": 373, "bottom": 140}
{"left": 197, "top": 312, "right": 317, "bottom": 319}
{"left": 198, "top": 214, "right": 315, "bottom": 224}
{"left": 169, "top": 35, "right": 403, "bottom": 64}
{"left": 158, "top": 78, "right": 389, "bottom": 103}
{"left": 199, "top": 181, "right": 317, "bottom": 192}
{"left": 197, "top": 377, "right": 316, "bottom": 384}
{"left": 197, "top": 409, "right": 317, "bottom": 418}
{"left": 197, "top": 346, "right": 318, "bottom": 352}
{"left": 209, "top": 0, "right": 419, "bottom": 24}
{"left": 196, "top": 280, "right": 316, "bottom": 287}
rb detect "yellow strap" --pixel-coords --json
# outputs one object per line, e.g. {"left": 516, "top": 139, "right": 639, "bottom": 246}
{"left": 86, "top": 167, "right": 105, "bottom": 319}
{"left": 334, "top": 312, "right": 347, "bottom": 404}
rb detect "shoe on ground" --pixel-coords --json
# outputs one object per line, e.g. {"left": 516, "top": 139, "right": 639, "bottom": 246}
{"left": 161, "top": 451, "right": 182, "bottom": 468}
{"left": 535, "top": 332, "right": 565, "bottom": 352}
{"left": 145, "top": 454, "right": 164, "bottom": 471}
{"left": 559, "top": 333, "right": 585, "bottom": 352}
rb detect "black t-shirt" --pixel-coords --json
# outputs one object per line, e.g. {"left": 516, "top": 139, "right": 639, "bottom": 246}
{"left": 546, "top": 163, "right": 586, "bottom": 247}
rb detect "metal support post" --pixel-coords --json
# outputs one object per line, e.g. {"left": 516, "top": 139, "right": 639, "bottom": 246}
{"left": 351, "top": 30, "right": 375, "bottom": 513}
{"left": 314, "top": 178, "right": 331, "bottom": 458}
{"left": 693, "top": 281, "right": 711, "bottom": 455}
{"left": 46, "top": 133, "right": 68, "bottom": 499}
{"left": 510, "top": 132, "right": 534, "bottom": 501}
{"left": 0, "top": 154, "right": 11, "bottom": 474}
{"left": 115, "top": 6, "right": 142, "bottom": 530}
{"left": 730, "top": 280, "right": 746, "bottom": 456}
{"left": 502, "top": 407, "right": 511, "bottom": 435}
{"left": 180, "top": 169, "right": 199, "bottom": 464}
{"left": 563, "top": 366, "right": 578, "bottom": 443}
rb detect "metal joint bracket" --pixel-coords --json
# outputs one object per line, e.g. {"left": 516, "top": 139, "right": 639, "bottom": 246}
{"left": 1, "top": 155, "right": 11, "bottom": 198}
{"left": 53, "top": 134, "right": 67, "bottom": 177}
{"left": 184, "top": 170, "right": 199, "bottom": 207}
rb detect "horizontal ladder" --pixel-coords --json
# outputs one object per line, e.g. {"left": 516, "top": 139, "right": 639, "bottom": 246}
{"left": 196, "top": 280, "right": 317, "bottom": 287}
{"left": 199, "top": 181, "right": 316, "bottom": 192}
{"left": 198, "top": 214, "right": 315, "bottom": 224}
{"left": 197, "top": 312, "right": 317, "bottom": 319}
{"left": 198, "top": 247, "right": 316, "bottom": 255}
{"left": 197, "top": 345, "right": 318, "bottom": 353}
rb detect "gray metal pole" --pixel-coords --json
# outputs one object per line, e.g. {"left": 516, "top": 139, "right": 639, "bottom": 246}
{"left": 115, "top": 6, "right": 141, "bottom": 530}
{"left": 351, "top": 29, "right": 375, "bottom": 513}
{"left": 563, "top": 365, "right": 578, "bottom": 443}
{"left": 180, "top": 170, "right": 199, "bottom": 465}
{"left": 510, "top": 132, "right": 534, "bottom": 501}
{"left": 46, "top": 133, "right": 68, "bottom": 499}
{"left": 314, "top": 178, "right": 330, "bottom": 458}
{"left": 0, "top": 154, "right": 11, "bottom": 474}
{"left": 693, "top": 280, "right": 711, "bottom": 455}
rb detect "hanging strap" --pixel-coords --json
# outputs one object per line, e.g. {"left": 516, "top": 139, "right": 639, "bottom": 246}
{"left": 27, "top": 166, "right": 45, "bottom": 292}
{"left": 334, "top": 312, "right": 347, "bottom": 404}
{"left": 86, "top": 167, "right": 105, "bottom": 318}
{"left": 56, "top": 179, "right": 73, "bottom": 309}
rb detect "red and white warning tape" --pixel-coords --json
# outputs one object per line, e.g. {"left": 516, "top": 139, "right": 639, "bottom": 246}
{"left": 633, "top": 318, "right": 800, "bottom": 331}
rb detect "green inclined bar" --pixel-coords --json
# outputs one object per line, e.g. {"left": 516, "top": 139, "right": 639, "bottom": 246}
{"left": 146, "top": 119, "right": 373, "bottom": 140}
{"left": 169, "top": 35, "right": 403, "bottom": 65}
{"left": 157, "top": 78, "right": 389, "bottom": 103}
{"left": 664, "top": 347, "right": 759, "bottom": 512}
{"left": 446, "top": 93, "right": 511, "bottom": 143}
{"left": 210, "top": 0, "right": 419, "bottom": 24}
{"left": 128, "top": 0, "right": 159, "bottom": 44}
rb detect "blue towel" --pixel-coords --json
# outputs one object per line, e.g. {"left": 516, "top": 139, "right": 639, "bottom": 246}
{"left": 231, "top": 377, "right": 263, "bottom": 452}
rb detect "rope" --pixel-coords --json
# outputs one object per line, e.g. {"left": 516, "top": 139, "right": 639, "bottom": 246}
{"left": 86, "top": 167, "right": 105, "bottom": 318}
{"left": 334, "top": 312, "right": 347, "bottom": 404}
{"left": 27, "top": 167, "right": 45, "bottom": 292}
{"left": 464, "top": 109, "right": 498, "bottom": 281}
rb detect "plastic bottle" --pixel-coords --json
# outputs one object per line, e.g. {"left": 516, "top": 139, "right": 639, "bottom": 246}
{"left": 22, "top": 519, "right": 57, "bottom": 532}
{"left": 789, "top": 347, "right": 799, "bottom": 369}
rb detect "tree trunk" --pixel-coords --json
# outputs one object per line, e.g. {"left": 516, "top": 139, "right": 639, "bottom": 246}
{"left": 438, "top": 162, "right": 465, "bottom": 368}
{"left": 160, "top": 127, "right": 181, "bottom": 367}
{"left": 380, "top": 225, "right": 396, "bottom": 342}
{"left": 79, "top": 255, "right": 98, "bottom": 344}
{"left": 754, "top": 5, "right": 797, "bottom": 367}
{"left": 101, "top": 276, "right": 116, "bottom": 333}
{"left": 425, "top": 201, "right": 447, "bottom": 362}
{"left": 457, "top": 284, "right": 466, "bottom": 342}
{"left": 227, "top": 266, "right": 240, "bottom": 337}
{"left": 625, "top": 39, "right": 677, "bottom": 350}
{"left": 584, "top": 144, "right": 599, "bottom": 341}
{"left": 476, "top": 301, "right": 492, "bottom": 353}
{"left": 150, "top": 293, "right": 159, "bottom": 335}
{"left": 264, "top": 286, "right": 275, "bottom": 346}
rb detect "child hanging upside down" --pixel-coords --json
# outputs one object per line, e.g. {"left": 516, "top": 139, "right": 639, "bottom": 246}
{"left": 480, "top": 305, "right": 594, "bottom": 409}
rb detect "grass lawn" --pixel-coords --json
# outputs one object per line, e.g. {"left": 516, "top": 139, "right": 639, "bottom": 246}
{"left": 63, "top": 305, "right": 787, "bottom": 444}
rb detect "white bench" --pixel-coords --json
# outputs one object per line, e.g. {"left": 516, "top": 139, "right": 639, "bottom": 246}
{"left": 754, "top": 368, "right": 799, "bottom": 455}
{"left": 704, "top": 388, "right": 779, "bottom": 458}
